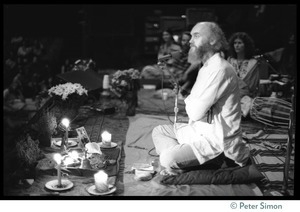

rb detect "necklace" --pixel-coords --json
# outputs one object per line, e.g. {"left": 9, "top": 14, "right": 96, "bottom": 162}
{"left": 236, "top": 59, "right": 243, "bottom": 70}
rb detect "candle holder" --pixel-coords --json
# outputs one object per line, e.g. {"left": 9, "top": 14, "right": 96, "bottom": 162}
{"left": 61, "top": 118, "right": 70, "bottom": 153}
{"left": 45, "top": 153, "right": 74, "bottom": 191}
{"left": 99, "top": 131, "right": 118, "bottom": 149}
{"left": 45, "top": 179, "right": 74, "bottom": 192}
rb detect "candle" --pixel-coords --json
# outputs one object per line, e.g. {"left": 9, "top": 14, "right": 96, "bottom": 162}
{"left": 102, "top": 75, "right": 110, "bottom": 89}
{"left": 101, "top": 131, "right": 111, "bottom": 147}
{"left": 69, "top": 150, "right": 78, "bottom": 160}
{"left": 61, "top": 118, "right": 70, "bottom": 148}
{"left": 53, "top": 153, "right": 62, "bottom": 187}
{"left": 94, "top": 170, "right": 108, "bottom": 192}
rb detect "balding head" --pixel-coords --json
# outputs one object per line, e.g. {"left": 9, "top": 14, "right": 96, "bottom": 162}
{"left": 191, "top": 22, "right": 228, "bottom": 53}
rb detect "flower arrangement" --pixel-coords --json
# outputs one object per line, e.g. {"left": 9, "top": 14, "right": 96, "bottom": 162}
{"left": 110, "top": 68, "right": 141, "bottom": 100}
{"left": 48, "top": 82, "right": 88, "bottom": 121}
{"left": 48, "top": 82, "right": 88, "bottom": 101}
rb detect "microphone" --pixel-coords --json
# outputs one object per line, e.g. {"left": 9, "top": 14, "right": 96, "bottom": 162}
{"left": 157, "top": 51, "right": 182, "bottom": 62}
{"left": 253, "top": 54, "right": 264, "bottom": 59}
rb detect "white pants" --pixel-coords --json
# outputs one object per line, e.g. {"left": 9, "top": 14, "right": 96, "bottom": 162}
{"left": 152, "top": 124, "right": 224, "bottom": 171}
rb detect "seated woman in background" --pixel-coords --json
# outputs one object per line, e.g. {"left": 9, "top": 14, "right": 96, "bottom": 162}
{"left": 227, "top": 32, "right": 262, "bottom": 117}
{"left": 157, "top": 29, "right": 181, "bottom": 60}
{"left": 227, "top": 32, "right": 260, "bottom": 98}
{"left": 141, "top": 29, "right": 182, "bottom": 80}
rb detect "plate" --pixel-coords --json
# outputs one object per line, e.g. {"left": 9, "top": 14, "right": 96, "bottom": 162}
{"left": 45, "top": 179, "right": 74, "bottom": 191}
{"left": 53, "top": 138, "right": 78, "bottom": 147}
{"left": 99, "top": 142, "right": 118, "bottom": 149}
{"left": 87, "top": 184, "right": 116, "bottom": 196}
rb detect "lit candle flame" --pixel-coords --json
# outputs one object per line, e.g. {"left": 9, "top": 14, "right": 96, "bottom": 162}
{"left": 61, "top": 118, "right": 70, "bottom": 128}
{"left": 101, "top": 131, "right": 111, "bottom": 143}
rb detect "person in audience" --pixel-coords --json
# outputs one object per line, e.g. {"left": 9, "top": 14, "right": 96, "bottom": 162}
{"left": 152, "top": 22, "right": 250, "bottom": 176}
{"left": 17, "top": 39, "right": 33, "bottom": 65}
{"left": 170, "top": 31, "right": 192, "bottom": 80}
{"left": 3, "top": 81, "right": 25, "bottom": 112}
{"left": 32, "top": 39, "right": 44, "bottom": 57}
{"left": 3, "top": 80, "right": 37, "bottom": 130}
{"left": 227, "top": 32, "right": 260, "bottom": 98}
{"left": 141, "top": 29, "right": 181, "bottom": 80}
{"left": 157, "top": 29, "right": 182, "bottom": 61}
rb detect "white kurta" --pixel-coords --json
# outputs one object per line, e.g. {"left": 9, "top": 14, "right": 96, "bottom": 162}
{"left": 175, "top": 53, "right": 250, "bottom": 166}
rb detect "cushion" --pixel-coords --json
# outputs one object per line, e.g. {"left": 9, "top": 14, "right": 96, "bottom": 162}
{"left": 160, "top": 159, "right": 264, "bottom": 185}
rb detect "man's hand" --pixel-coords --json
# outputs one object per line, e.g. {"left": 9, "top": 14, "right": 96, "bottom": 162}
{"left": 180, "top": 88, "right": 189, "bottom": 98}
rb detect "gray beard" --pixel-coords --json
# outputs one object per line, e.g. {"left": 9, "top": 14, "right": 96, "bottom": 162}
{"left": 188, "top": 47, "right": 199, "bottom": 64}
{"left": 189, "top": 43, "right": 212, "bottom": 63}
{"left": 196, "top": 43, "right": 212, "bottom": 60}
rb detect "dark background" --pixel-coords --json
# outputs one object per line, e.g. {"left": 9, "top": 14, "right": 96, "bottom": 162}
{"left": 3, "top": 4, "right": 297, "bottom": 70}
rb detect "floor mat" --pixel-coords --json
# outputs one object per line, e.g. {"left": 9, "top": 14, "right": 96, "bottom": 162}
{"left": 122, "top": 114, "right": 262, "bottom": 196}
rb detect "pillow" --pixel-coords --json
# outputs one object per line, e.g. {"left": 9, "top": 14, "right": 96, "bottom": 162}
{"left": 160, "top": 160, "right": 264, "bottom": 185}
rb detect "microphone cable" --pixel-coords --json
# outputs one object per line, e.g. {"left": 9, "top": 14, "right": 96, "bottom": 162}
{"left": 160, "top": 65, "right": 175, "bottom": 125}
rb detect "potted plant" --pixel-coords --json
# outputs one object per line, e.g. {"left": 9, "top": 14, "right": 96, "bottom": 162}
{"left": 31, "top": 110, "right": 57, "bottom": 147}
{"left": 110, "top": 68, "right": 141, "bottom": 116}
{"left": 15, "top": 134, "right": 44, "bottom": 179}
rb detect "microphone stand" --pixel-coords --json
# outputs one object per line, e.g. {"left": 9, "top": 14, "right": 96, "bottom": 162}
{"left": 157, "top": 61, "right": 179, "bottom": 125}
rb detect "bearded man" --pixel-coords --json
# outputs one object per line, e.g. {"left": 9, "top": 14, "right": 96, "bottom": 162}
{"left": 152, "top": 22, "right": 250, "bottom": 175}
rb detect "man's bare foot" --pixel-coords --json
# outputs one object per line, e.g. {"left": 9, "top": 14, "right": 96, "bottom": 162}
{"left": 160, "top": 169, "right": 180, "bottom": 176}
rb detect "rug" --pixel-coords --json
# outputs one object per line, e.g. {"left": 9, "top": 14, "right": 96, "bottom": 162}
{"left": 121, "top": 114, "right": 262, "bottom": 196}
{"left": 241, "top": 119, "right": 294, "bottom": 196}
{"left": 136, "top": 88, "right": 187, "bottom": 117}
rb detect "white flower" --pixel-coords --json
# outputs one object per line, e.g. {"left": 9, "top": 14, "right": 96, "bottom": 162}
{"left": 120, "top": 80, "right": 127, "bottom": 86}
{"left": 48, "top": 82, "right": 88, "bottom": 101}
{"left": 110, "top": 68, "right": 140, "bottom": 98}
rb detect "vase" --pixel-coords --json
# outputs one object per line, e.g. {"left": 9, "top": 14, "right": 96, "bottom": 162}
{"left": 53, "top": 103, "right": 81, "bottom": 122}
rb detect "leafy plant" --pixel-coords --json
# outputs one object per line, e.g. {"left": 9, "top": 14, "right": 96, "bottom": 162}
{"left": 110, "top": 68, "right": 140, "bottom": 100}
{"left": 31, "top": 110, "right": 57, "bottom": 147}
{"left": 16, "top": 134, "right": 44, "bottom": 167}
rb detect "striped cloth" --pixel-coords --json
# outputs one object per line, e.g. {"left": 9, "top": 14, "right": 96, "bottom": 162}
{"left": 249, "top": 142, "right": 294, "bottom": 195}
